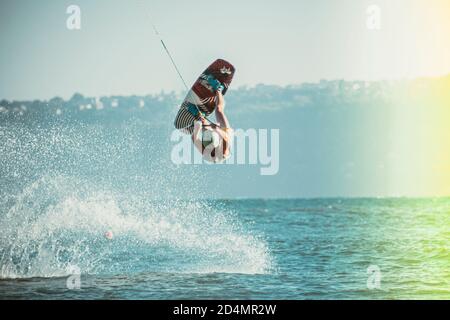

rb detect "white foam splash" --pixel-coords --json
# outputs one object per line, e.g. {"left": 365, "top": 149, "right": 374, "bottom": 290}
{"left": 0, "top": 175, "right": 273, "bottom": 279}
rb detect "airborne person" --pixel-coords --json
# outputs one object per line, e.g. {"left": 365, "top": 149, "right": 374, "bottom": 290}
{"left": 174, "top": 59, "right": 235, "bottom": 163}
{"left": 191, "top": 89, "right": 232, "bottom": 163}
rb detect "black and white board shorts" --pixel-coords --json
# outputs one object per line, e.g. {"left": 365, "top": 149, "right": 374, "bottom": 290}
{"left": 174, "top": 91, "right": 215, "bottom": 135}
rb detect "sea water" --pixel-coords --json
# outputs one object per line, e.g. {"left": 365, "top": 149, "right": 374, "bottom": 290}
{"left": 0, "top": 120, "right": 449, "bottom": 299}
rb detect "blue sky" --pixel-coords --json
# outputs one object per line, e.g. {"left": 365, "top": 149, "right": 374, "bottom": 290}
{"left": 1, "top": 0, "right": 449, "bottom": 100}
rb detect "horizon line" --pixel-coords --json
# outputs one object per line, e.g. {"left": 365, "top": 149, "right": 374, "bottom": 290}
{"left": 2, "top": 73, "right": 449, "bottom": 103}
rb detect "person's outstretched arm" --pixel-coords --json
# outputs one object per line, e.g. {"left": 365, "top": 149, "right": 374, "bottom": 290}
{"left": 214, "top": 91, "right": 230, "bottom": 129}
{"left": 213, "top": 91, "right": 233, "bottom": 160}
